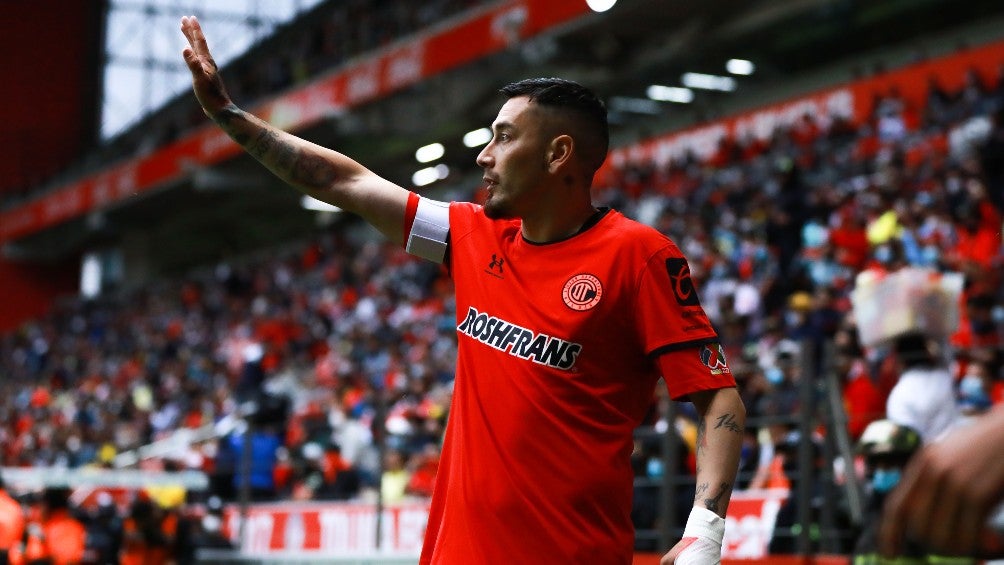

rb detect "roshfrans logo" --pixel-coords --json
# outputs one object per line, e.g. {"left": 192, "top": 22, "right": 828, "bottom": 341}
{"left": 457, "top": 306, "right": 582, "bottom": 370}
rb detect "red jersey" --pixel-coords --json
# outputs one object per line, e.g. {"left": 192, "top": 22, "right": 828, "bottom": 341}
{"left": 420, "top": 204, "right": 734, "bottom": 564}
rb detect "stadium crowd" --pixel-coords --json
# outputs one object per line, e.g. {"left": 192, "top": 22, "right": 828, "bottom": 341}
{"left": 3, "top": 38, "right": 1004, "bottom": 565}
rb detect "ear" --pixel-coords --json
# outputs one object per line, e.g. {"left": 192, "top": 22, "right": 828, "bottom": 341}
{"left": 545, "top": 134, "right": 574, "bottom": 173}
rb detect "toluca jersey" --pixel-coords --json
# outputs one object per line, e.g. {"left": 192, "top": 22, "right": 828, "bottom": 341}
{"left": 419, "top": 202, "right": 734, "bottom": 565}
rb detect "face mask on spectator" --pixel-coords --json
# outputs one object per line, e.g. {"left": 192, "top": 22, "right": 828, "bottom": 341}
{"left": 871, "top": 468, "right": 902, "bottom": 493}
{"left": 960, "top": 374, "right": 991, "bottom": 410}
{"left": 992, "top": 305, "right": 1004, "bottom": 324}
{"left": 874, "top": 245, "right": 892, "bottom": 264}
{"left": 921, "top": 245, "right": 940, "bottom": 265}
{"left": 765, "top": 367, "right": 784, "bottom": 385}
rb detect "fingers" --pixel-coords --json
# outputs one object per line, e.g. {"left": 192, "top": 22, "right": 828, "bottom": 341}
{"left": 181, "top": 47, "right": 198, "bottom": 72}
{"left": 878, "top": 455, "right": 923, "bottom": 556}
{"left": 921, "top": 474, "right": 961, "bottom": 552}
{"left": 180, "top": 15, "right": 212, "bottom": 60}
{"left": 951, "top": 497, "right": 987, "bottom": 556}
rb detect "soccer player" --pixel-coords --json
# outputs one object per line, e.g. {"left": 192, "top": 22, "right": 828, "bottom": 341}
{"left": 181, "top": 15, "right": 745, "bottom": 564}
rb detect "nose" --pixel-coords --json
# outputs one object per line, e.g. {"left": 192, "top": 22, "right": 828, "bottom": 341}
{"left": 476, "top": 144, "right": 493, "bottom": 169}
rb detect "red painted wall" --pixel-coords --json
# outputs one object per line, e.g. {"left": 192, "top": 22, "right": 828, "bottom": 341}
{"left": 0, "top": 258, "right": 77, "bottom": 333}
{"left": 0, "top": 3, "right": 101, "bottom": 332}
{"left": 0, "top": 2, "right": 103, "bottom": 196}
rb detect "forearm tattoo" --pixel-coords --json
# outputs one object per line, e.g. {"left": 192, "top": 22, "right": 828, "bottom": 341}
{"left": 697, "top": 481, "right": 732, "bottom": 513}
{"left": 696, "top": 416, "right": 708, "bottom": 458}
{"left": 214, "top": 105, "right": 338, "bottom": 189}
{"left": 714, "top": 413, "right": 743, "bottom": 434}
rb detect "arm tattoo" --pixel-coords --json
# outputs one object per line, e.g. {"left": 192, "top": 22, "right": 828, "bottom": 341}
{"left": 214, "top": 105, "right": 339, "bottom": 190}
{"left": 714, "top": 413, "right": 743, "bottom": 434}
{"left": 702, "top": 482, "right": 732, "bottom": 513}
{"left": 294, "top": 152, "right": 339, "bottom": 188}
{"left": 212, "top": 105, "right": 236, "bottom": 125}
{"left": 696, "top": 416, "right": 708, "bottom": 457}
{"left": 248, "top": 129, "right": 280, "bottom": 161}
{"left": 695, "top": 482, "right": 709, "bottom": 500}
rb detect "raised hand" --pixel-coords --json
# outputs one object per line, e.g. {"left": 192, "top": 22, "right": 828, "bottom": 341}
{"left": 180, "top": 15, "right": 233, "bottom": 118}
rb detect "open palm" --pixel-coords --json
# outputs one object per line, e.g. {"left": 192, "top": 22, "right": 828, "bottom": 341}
{"left": 180, "top": 15, "right": 232, "bottom": 117}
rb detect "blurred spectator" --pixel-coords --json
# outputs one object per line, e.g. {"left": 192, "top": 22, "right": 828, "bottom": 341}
{"left": 380, "top": 449, "right": 411, "bottom": 505}
{"left": 0, "top": 472, "right": 24, "bottom": 565}
{"left": 174, "top": 495, "right": 231, "bottom": 563}
{"left": 229, "top": 425, "right": 282, "bottom": 502}
{"left": 958, "top": 358, "right": 994, "bottom": 419}
{"left": 852, "top": 420, "right": 952, "bottom": 564}
{"left": 81, "top": 492, "right": 121, "bottom": 565}
{"left": 119, "top": 496, "right": 176, "bottom": 565}
{"left": 10, "top": 488, "right": 86, "bottom": 565}
{"left": 885, "top": 333, "right": 961, "bottom": 442}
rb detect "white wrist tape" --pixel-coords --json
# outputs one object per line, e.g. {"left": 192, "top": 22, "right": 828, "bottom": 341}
{"left": 678, "top": 507, "right": 725, "bottom": 565}
{"left": 406, "top": 197, "right": 450, "bottom": 263}
{"left": 683, "top": 506, "right": 725, "bottom": 545}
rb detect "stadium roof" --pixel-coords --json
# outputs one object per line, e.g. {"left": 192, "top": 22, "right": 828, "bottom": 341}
{"left": 5, "top": 0, "right": 1004, "bottom": 280}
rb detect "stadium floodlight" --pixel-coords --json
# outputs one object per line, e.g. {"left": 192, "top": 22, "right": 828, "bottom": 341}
{"left": 413, "top": 164, "right": 450, "bottom": 187}
{"left": 463, "top": 127, "right": 493, "bottom": 148}
{"left": 415, "top": 142, "right": 445, "bottom": 163}
{"left": 586, "top": 0, "right": 617, "bottom": 12}
{"left": 646, "top": 85, "right": 694, "bottom": 104}
{"left": 610, "top": 96, "right": 662, "bottom": 115}
{"left": 681, "top": 72, "right": 737, "bottom": 92}
{"left": 81, "top": 254, "right": 101, "bottom": 298}
{"left": 300, "top": 195, "right": 341, "bottom": 212}
{"left": 726, "top": 59, "right": 755, "bottom": 76}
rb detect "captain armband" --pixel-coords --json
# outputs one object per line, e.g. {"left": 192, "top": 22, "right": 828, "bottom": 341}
{"left": 405, "top": 195, "right": 450, "bottom": 263}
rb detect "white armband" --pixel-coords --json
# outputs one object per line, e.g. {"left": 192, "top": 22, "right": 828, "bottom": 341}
{"left": 406, "top": 197, "right": 450, "bottom": 263}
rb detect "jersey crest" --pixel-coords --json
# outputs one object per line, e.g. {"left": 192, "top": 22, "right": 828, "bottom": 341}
{"left": 562, "top": 273, "right": 603, "bottom": 311}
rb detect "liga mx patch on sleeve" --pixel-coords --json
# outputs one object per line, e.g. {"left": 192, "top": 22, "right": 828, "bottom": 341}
{"left": 700, "top": 343, "right": 731, "bottom": 375}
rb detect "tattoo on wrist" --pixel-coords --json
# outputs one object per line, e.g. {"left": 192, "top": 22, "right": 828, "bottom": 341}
{"left": 212, "top": 104, "right": 242, "bottom": 128}
{"left": 695, "top": 482, "right": 709, "bottom": 499}
{"left": 702, "top": 482, "right": 731, "bottom": 513}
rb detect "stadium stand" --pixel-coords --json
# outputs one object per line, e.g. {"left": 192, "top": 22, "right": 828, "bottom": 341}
{"left": 3, "top": 0, "right": 1004, "bottom": 562}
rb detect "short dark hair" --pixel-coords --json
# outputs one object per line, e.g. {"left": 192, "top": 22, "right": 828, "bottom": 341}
{"left": 500, "top": 77, "right": 609, "bottom": 174}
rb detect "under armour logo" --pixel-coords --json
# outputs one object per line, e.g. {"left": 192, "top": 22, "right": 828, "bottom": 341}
{"left": 488, "top": 254, "right": 505, "bottom": 273}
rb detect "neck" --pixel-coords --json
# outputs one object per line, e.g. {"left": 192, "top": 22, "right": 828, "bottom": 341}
{"left": 521, "top": 203, "right": 600, "bottom": 243}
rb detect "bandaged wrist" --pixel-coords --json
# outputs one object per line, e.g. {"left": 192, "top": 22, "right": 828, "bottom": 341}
{"left": 683, "top": 507, "right": 725, "bottom": 545}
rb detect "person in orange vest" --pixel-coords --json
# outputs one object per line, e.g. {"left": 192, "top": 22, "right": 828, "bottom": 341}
{"left": 0, "top": 472, "right": 25, "bottom": 565}
{"left": 10, "top": 488, "right": 86, "bottom": 565}
{"left": 119, "top": 495, "right": 177, "bottom": 565}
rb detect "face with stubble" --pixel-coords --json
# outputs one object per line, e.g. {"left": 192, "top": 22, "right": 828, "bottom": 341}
{"left": 476, "top": 96, "right": 553, "bottom": 220}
